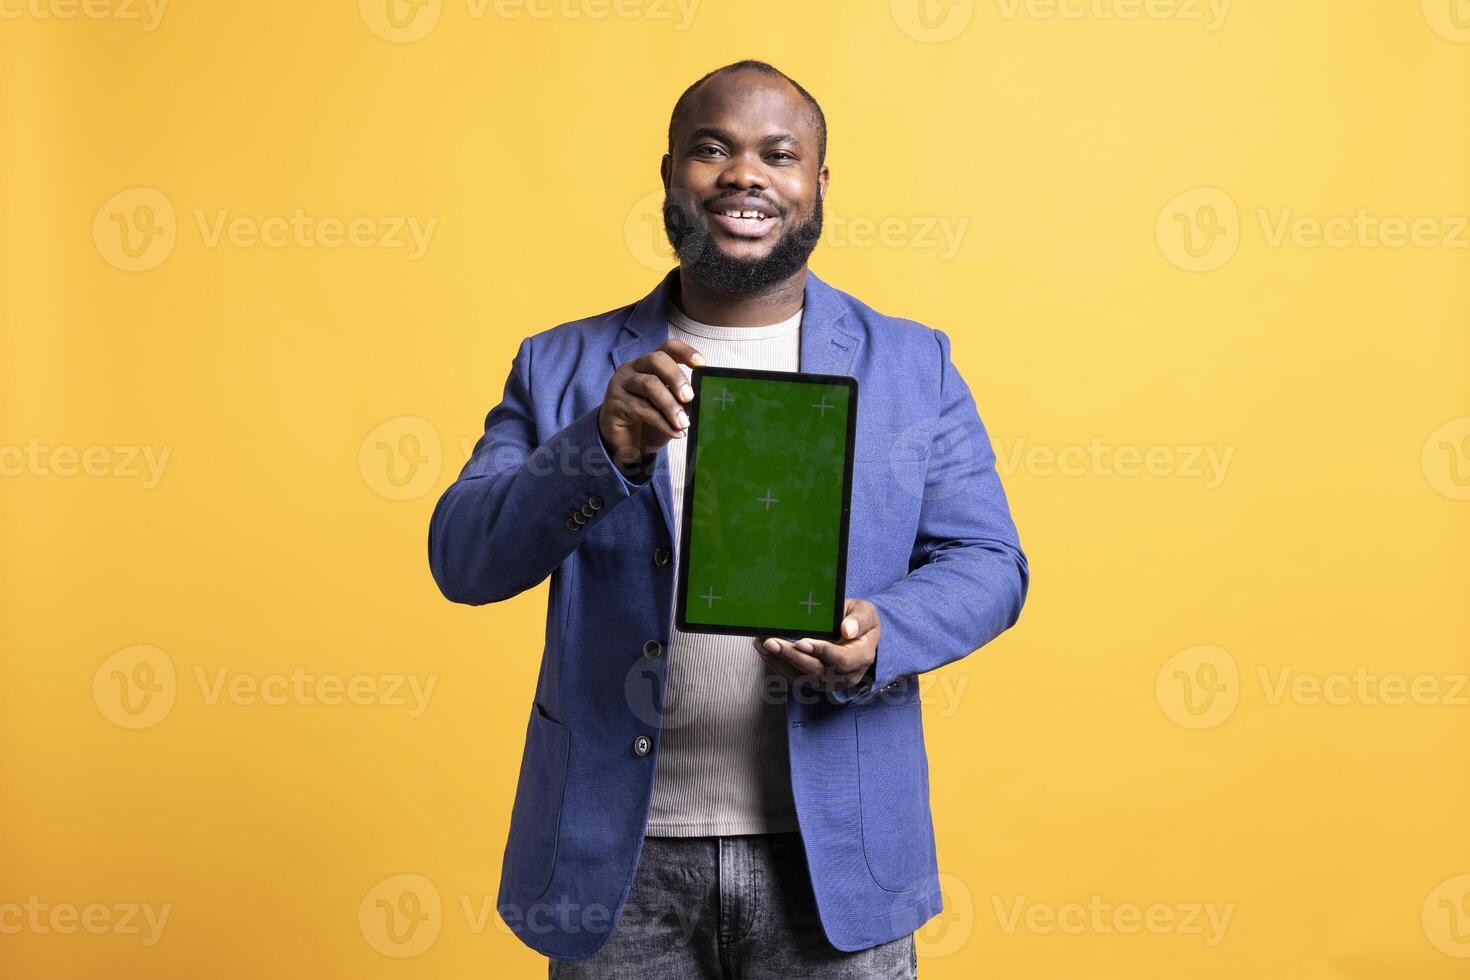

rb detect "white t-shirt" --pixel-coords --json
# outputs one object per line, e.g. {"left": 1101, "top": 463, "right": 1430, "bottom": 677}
{"left": 644, "top": 301, "right": 803, "bottom": 837}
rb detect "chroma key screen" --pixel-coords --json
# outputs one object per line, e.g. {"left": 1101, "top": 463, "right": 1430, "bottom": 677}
{"left": 677, "top": 369, "right": 856, "bottom": 638}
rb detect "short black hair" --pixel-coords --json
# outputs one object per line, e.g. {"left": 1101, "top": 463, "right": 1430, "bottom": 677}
{"left": 667, "top": 60, "right": 827, "bottom": 168}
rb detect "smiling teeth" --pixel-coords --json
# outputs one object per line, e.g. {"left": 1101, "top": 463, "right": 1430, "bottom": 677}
{"left": 721, "top": 210, "right": 767, "bottom": 219}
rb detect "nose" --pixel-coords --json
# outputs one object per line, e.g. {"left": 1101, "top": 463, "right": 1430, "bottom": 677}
{"left": 716, "top": 152, "right": 769, "bottom": 194}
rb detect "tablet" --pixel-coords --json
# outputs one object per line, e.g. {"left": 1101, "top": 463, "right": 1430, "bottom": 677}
{"left": 674, "top": 366, "right": 858, "bottom": 640}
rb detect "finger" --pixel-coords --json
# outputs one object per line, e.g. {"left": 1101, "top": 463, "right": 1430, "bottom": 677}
{"left": 759, "top": 637, "right": 826, "bottom": 677}
{"left": 656, "top": 338, "right": 706, "bottom": 369}
{"left": 790, "top": 602, "right": 875, "bottom": 655}
{"left": 763, "top": 638, "right": 866, "bottom": 692}
{"left": 613, "top": 388, "right": 683, "bottom": 441}
{"left": 840, "top": 598, "right": 878, "bottom": 640}
{"left": 754, "top": 642, "right": 804, "bottom": 684}
{"left": 620, "top": 372, "right": 689, "bottom": 435}
{"left": 763, "top": 649, "right": 844, "bottom": 692}
{"left": 753, "top": 637, "right": 804, "bottom": 682}
{"left": 638, "top": 350, "right": 696, "bottom": 404}
{"left": 793, "top": 637, "right": 866, "bottom": 675}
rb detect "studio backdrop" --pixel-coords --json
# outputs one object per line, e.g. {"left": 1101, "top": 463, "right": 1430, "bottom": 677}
{"left": 2, "top": 2, "right": 1467, "bottom": 977}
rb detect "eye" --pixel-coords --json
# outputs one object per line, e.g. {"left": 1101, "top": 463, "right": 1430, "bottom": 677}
{"left": 693, "top": 144, "right": 726, "bottom": 158}
{"left": 768, "top": 151, "right": 795, "bottom": 162}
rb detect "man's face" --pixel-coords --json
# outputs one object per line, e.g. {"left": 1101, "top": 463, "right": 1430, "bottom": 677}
{"left": 662, "top": 70, "right": 829, "bottom": 296}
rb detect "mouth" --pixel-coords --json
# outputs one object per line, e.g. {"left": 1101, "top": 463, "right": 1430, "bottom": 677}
{"left": 705, "top": 201, "right": 780, "bottom": 239}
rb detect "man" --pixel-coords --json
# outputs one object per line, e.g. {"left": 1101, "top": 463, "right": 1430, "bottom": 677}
{"left": 428, "top": 60, "right": 1028, "bottom": 978}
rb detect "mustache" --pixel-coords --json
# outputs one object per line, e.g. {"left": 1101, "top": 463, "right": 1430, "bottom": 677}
{"left": 660, "top": 188, "right": 791, "bottom": 221}
{"left": 662, "top": 191, "right": 823, "bottom": 249}
{"left": 702, "top": 193, "right": 788, "bottom": 218}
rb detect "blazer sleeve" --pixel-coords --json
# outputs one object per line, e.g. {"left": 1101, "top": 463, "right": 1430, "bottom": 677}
{"left": 829, "top": 327, "right": 1029, "bottom": 705}
{"left": 428, "top": 335, "right": 656, "bottom": 605}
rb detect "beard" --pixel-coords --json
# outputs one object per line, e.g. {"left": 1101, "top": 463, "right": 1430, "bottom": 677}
{"left": 662, "top": 188, "right": 824, "bottom": 297}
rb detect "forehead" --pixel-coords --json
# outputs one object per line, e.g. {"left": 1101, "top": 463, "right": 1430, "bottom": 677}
{"left": 676, "top": 70, "right": 817, "bottom": 143}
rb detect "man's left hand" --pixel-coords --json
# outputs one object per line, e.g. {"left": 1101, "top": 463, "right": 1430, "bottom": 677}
{"left": 756, "top": 598, "right": 880, "bottom": 693}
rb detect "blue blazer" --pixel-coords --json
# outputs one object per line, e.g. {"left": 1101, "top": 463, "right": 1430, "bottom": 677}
{"left": 428, "top": 268, "right": 1028, "bottom": 960}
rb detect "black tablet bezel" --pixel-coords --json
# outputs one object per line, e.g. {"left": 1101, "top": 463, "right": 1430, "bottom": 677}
{"left": 673, "top": 366, "right": 859, "bottom": 641}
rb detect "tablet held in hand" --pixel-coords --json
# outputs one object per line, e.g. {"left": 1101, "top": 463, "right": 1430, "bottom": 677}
{"left": 674, "top": 366, "right": 858, "bottom": 641}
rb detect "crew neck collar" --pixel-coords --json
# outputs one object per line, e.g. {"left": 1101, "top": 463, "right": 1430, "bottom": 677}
{"left": 667, "top": 301, "right": 803, "bottom": 341}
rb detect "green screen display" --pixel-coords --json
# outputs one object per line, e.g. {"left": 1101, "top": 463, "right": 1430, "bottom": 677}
{"left": 679, "top": 371, "right": 853, "bottom": 635}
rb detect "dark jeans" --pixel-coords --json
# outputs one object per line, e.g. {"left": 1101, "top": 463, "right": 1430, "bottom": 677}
{"left": 549, "top": 832, "right": 916, "bottom": 979}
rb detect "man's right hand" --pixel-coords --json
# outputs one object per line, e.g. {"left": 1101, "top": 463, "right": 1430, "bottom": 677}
{"left": 598, "top": 338, "right": 706, "bottom": 473}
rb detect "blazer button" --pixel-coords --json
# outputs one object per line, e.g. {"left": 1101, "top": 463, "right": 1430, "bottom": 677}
{"left": 653, "top": 546, "right": 671, "bottom": 567}
{"left": 571, "top": 511, "right": 587, "bottom": 526}
{"left": 581, "top": 503, "right": 597, "bottom": 518}
{"left": 632, "top": 735, "right": 652, "bottom": 757}
{"left": 588, "top": 495, "right": 604, "bottom": 511}
{"left": 565, "top": 517, "right": 579, "bottom": 530}
{"left": 642, "top": 639, "right": 663, "bottom": 659}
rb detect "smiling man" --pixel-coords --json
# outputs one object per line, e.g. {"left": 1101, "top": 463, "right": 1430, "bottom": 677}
{"left": 428, "top": 60, "right": 1028, "bottom": 978}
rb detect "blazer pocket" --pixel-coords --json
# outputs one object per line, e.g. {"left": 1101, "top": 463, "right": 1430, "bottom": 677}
{"left": 855, "top": 698, "right": 937, "bottom": 893}
{"left": 503, "top": 703, "right": 570, "bottom": 900}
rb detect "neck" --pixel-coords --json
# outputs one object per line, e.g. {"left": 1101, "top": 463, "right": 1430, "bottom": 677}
{"left": 674, "top": 267, "right": 807, "bottom": 327}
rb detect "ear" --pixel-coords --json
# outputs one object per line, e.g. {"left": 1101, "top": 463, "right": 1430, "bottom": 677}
{"left": 817, "top": 164, "right": 830, "bottom": 200}
{"left": 661, "top": 154, "right": 672, "bottom": 191}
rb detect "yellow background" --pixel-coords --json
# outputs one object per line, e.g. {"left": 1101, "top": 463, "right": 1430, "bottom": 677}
{"left": 2, "top": 1, "right": 1468, "bottom": 977}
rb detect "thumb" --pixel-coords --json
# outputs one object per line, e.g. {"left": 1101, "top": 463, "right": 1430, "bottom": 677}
{"left": 840, "top": 599, "right": 876, "bottom": 640}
